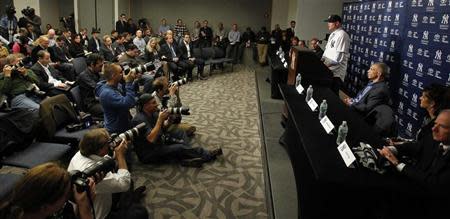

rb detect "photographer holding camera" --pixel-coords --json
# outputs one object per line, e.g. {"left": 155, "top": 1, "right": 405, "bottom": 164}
{"left": 95, "top": 63, "right": 136, "bottom": 134}
{"left": 151, "top": 76, "right": 196, "bottom": 136}
{"left": 0, "top": 54, "right": 43, "bottom": 112}
{"left": 131, "top": 93, "right": 222, "bottom": 167}
{"left": 0, "top": 162, "right": 96, "bottom": 219}
{"left": 68, "top": 128, "right": 131, "bottom": 219}
{"left": 18, "top": 7, "right": 42, "bottom": 35}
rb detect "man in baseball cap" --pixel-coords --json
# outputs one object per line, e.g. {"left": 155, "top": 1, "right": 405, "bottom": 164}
{"left": 321, "top": 14, "right": 350, "bottom": 95}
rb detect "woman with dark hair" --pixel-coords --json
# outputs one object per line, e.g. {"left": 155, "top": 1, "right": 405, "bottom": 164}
{"left": 12, "top": 35, "right": 30, "bottom": 55}
{"left": 69, "top": 34, "right": 86, "bottom": 58}
{"left": 415, "top": 83, "right": 447, "bottom": 141}
{"left": 0, "top": 162, "right": 95, "bottom": 219}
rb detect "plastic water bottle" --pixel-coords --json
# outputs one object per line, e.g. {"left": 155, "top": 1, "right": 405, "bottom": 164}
{"left": 318, "top": 100, "right": 327, "bottom": 120}
{"left": 295, "top": 73, "right": 302, "bottom": 87}
{"left": 306, "top": 85, "right": 313, "bottom": 101}
{"left": 336, "top": 121, "right": 348, "bottom": 145}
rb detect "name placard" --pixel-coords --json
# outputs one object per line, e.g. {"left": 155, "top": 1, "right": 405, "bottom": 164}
{"left": 296, "top": 84, "right": 304, "bottom": 94}
{"left": 320, "top": 116, "right": 334, "bottom": 134}
{"left": 307, "top": 98, "right": 318, "bottom": 111}
{"left": 337, "top": 141, "right": 356, "bottom": 167}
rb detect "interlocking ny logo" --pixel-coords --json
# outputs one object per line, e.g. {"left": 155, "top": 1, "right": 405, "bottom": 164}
{"left": 413, "top": 14, "right": 419, "bottom": 22}
{"left": 423, "top": 31, "right": 429, "bottom": 40}
{"left": 435, "top": 50, "right": 442, "bottom": 60}
{"left": 412, "top": 93, "right": 418, "bottom": 104}
{"left": 408, "top": 44, "right": 414, "bottom": 53}
{"left": 442, "top": 14, "right": 449, "bottom": 24}
{"left": 428, "top": 0, "right": 434, "bottom": 6}
{"left": 417, "top": 63, "right": 423, "bottom": 72}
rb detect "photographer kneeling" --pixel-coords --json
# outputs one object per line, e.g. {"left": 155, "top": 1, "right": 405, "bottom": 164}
{"left": 0, "top": 162, "right": 95, "bottom": 219}
{"left": 68, "top": 128, "right": 131, "bottom": 219}
{"left": 152, "top": 76, "right": 196, "bottom": 136}
{"left": 131, "top": 93, "right": 222, "bottom": 167}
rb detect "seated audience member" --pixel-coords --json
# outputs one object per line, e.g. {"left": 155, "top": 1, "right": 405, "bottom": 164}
{"left": 343, "top": 62, "right": 391, "bottom": 115}
{"left": 152, "top": 76, "right": 196, "bottom": 136}
{"left": 256, "top": 26, "right": 270, "bottom": 65}
{"left": 112, "top": 34, "right": 126, "bottom": 56}
{"left": 46, "top": 28, "right": 57, "bottom": 47}
{"left": 61, "top": 29, "right": 72, "bottom": 47}
{"left": 0, "top": 162, "right": 95, "bottom": 219}
{"left": 309, "top": 37, "right": 324, "bottom": 58}
{"left": 160, "top": 34, "right": 184, "bottom": 81}
{"left": 79, "top": 28, "right": 89, "bottom": 47}
{"left": 26, "top": 23, "right": 38, "bottom": 41}
{"left": 288, "top": 36, "right": 299, "bottom": 57}
{"left": 298, "top": 40, "right": 307, "bottom": 49}
{"left": 179, "top": 34, "right": 207, "bottom": 80}
{"left": 31, "top": 36, "right": 50, "bottom": 64}
{"left": 95, "top": 63, "right": 136, "bottom": 133}
{"left": 12, "top": 35, "right": 30, "bottom": 55}
{"left": 379, "top": 109, "right": 450, "bottom": 191}
{"left": 99, "top": 35, "right": 116, "bottom": 62}
{"left": 145, "top": 37, "right": 169, "bottom": 77}
{"left": 68, "top": 128, "right": 131, "bottom": 219}
{"left": 0, "top": 42, "right": 8, "bottom": 58}
{"left": 118, "top": 43, "right": 141, "bottom": 66}
{"left": 31, "top": 50, "right": 73, "bottom": 96}
{"left": 12, "top": 27, "right": 29, "bottom": 45}
{"left": 226, "top": 23, "right": 241, "bottom": 64}
{"left": 158, "top": 30, "right": 175, "bottom": 46}
{"left": 50, "top": 36, "right": 73, "bottom": 63}
{"left": 69, "top": 34, "right": 87, "bottom": 58}
{"left": 88, "top": 28, "right": 102, "bottom": 53}
{"left": 143, "top": 28, "right": 154, "bottom": 43}
{"left": 110, "top": 30, "right": 119, "bottom": 42}
{"left": 77, "top": 53, "right": 104, "bottom": 117}
{"left": 0, "top": 54, "right": 42, "bottom": 112}
{"left": 133, "top": 29, "right": 146, "bottom": 53}
{"left": 131, "top": 93, "right": 222, "bottom": 166}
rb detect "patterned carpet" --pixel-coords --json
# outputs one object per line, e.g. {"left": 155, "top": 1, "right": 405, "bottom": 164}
{"left": 132, "top": 66, "right": 268, "bottom": 219}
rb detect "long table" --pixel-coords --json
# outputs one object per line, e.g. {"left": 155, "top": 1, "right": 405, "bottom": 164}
{"left": 279, "top": 84, "right": 437, "bottom": 219}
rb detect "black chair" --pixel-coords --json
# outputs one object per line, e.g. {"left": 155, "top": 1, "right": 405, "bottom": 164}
{"left": 72, "top": 57, "right": 87, "bottom": 75}
{"left": 365, "top": 104, "right": 395, "bottom": 137}
{"left": 70, "top": 85, "right": 84, "bottom": 112}
{"left": 1, "top": 141, "right": 71, "bottom": 168}
{"left": 0, "top": 173, "right": 23, "bottom": 201}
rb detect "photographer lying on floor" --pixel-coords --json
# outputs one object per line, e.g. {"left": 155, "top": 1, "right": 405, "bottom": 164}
{"left": 131, "top": 93, "right": 222, "bottom": 167}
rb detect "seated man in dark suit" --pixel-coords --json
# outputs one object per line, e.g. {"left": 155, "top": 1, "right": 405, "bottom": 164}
{"left": 178, "top": 34, "right": 207, "bottom": 81}
{"left": 99, "top": 35, "right": 116, "bottom": 62}
{"left": 76, "top": 53, "right": 104, "bottom": 117}
{"left": 160, "top": 34, "right": 184, "bottom": 81}
{"left": 31, "top": 50, "right": 73, "bottom": 96}
{"left": 87, "top": 28, "right": 102, "bottom": 53}
{"left": 343, "top": 62, "right": 391, "bottom": 115}
{"left": 379, "top": 109, "right": 450, "bottom": 190}
{"left": 112, "top": 34, "right": 126, "bottom": 56}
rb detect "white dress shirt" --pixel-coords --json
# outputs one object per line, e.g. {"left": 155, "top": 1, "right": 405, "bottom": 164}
{"left": 38, "top": 61, "right": 62, "bottom": 86}
{"left": 68, "top": 151, "right": 131, "bottom": 219}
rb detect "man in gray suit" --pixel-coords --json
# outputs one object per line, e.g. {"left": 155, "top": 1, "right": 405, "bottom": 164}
{"left": 343, "top": 62, "right": 391, "bottom": 115}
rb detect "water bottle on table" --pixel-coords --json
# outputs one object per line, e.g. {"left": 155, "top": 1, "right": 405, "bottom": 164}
{"left": 318, "top": 100, "right": 327, "bottom": 120}
{"left": 336, "top": 121, "right": 348, "bottom": 145}
{"left": 305, "top": 85, "right": 313, "bottom": 101}
{"left": 295, "top": 73, "right": 302, "bottom": 87}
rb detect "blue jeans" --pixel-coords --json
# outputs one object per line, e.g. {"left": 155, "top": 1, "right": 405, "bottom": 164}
{"left": 11, "top": 94, "right": 41, "bottom": 112}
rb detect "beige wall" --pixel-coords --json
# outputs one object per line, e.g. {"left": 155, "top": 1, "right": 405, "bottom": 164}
{"left": 77, "top": 0, "right": 114, "bottom": 35}
{"left": 270, "top": 0, "right": 297, "bottom": 30}
{"left": 39, "top": 0, "right": 60, "bottom": 33}
{"left": 130, "top": 0, "right": 271, "bottom": 34}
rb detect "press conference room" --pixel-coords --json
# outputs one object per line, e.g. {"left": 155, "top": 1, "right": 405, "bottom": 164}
{"left": 0, "top": 0, "right": 449, "bottom": 218}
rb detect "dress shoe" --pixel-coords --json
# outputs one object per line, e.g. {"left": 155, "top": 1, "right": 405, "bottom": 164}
{"left": 180, "top": 157, "right": 204, "bottom": 168}
{"left": 199, "top": 74, "right": 208, "bottom": 80}
{"left": 209, "top": 147, "right": 223, "bottom": 159}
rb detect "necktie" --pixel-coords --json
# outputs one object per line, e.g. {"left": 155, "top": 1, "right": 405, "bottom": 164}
{"left": 170, "top": 45, "right": 176, "bottom": 57}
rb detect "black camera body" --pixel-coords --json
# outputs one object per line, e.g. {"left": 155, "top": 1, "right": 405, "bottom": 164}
{"left": 70, "top": 157, "right": 116, "bottom": 192}
{"left": 21, "top": 6, "right": 34, "bottom": 17}
{"left": 110, "top": 122, "right": 146, "bottom": 148}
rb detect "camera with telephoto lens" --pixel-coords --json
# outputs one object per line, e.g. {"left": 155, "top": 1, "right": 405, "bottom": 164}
{"left": 170, "top": 78, "right": 188, "bottom": 87}
{"left": 109, "top": 122, "right": 146, "bottom": 148}
{"left": 70, "top": 157, "right": 115, "bottom": 192}
{"left": 167, "top": 106, "right": 190, "bottom": 115}
{"left": 121, "top": 62, "right": 156, "bottom": 75}
{"left": 21, "top": 6, "right": 33, "bottom": 17}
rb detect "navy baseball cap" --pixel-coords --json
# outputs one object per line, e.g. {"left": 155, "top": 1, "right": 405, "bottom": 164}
{"left": 324, "top": 15, "right": 342, "bottom": 23}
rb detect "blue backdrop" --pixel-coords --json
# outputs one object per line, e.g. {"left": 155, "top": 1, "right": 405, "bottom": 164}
{"left": 342, "top": 0, "right": 450, "bottom": 138}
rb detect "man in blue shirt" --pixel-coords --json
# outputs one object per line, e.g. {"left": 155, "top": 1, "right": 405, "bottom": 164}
{"left": 343, "top": 62, "right": 391, "bottom": 115}
{"left": 95, "top": 63, "right": 136, "bottom": 134}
